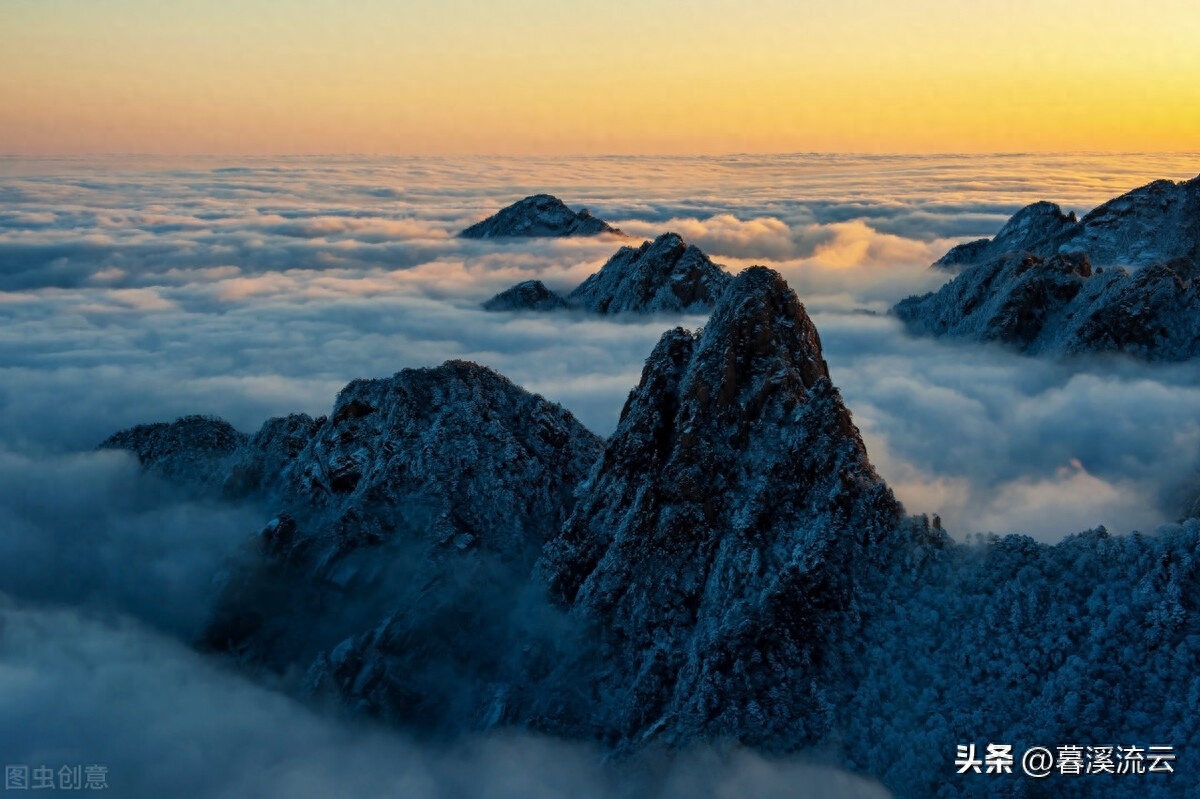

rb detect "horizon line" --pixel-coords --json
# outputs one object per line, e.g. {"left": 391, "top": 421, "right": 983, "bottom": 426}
{"left": 2, "top": 149, "right": 1199, "bottom": 161}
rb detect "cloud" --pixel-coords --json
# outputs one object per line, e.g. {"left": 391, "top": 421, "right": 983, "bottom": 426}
{"left": 618, "top": 214, "right": 836, "bottom": 261}
{"left": 0, "top": 448, "right": 265, "bottom": 638}
{"left": 815, "top": 311, "right": 1200, "bottom": 538}
{"left": 0, "top": 604, "right": 889, "bottom": 799}
{"left": 1, "top": 153, "right": 1196, "bottom": 536}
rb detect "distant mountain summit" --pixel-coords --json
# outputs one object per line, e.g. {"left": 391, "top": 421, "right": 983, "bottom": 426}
{"left": 482, "top": 232, "right": 733, "bottom": 315}
{"left": 567, "top": 231, "right": 733, "bottom": 314}
{"left": 897, "top": 174, "right": 1200, "bottom": 360}
{"left": 459, "top": 194, "right": 622, "bottom": 238}
{"left": 935, "top": 201, "right": 1079, "bottom": 268}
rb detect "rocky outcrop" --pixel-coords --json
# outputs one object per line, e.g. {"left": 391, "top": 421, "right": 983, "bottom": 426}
{"left": 99, "top": 415, "right": 247, "bottom": 488}
{"left": 483, "top": 232, "right": 733, "bottom": 315}
{"left": 934, "top": 174, "right": 1200, "bottom": 271}
{"left": 1065, "top": 176, "right": 1200, "bottom": 267}
{"left": 482, "top": 280, "right": 569, "bottom": 312}
{"left": 567, "top": 232, "right": 733, "bottom": 314}
{"left": 459, "top": 194, "right": 621, "bottom": 238}
{"left": 258, "top": 360, "right": 602, "bottom": 563}
{"left": 935, "top": 201, "right": 1079, "bottom": 269}
{"left": 536, "top": 266, "right": 904, "bottom": 746}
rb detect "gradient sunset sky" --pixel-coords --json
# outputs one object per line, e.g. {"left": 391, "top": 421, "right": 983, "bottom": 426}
{"left": 2, "top": 0, "right": 1198, "bottom": 155}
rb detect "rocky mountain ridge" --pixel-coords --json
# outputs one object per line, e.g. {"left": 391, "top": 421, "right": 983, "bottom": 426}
{"left": 897, "top": 174, "right": 1200, "bottom": 359}
{"left": 935, "top": 174, "right": 1200, "bottom": 270}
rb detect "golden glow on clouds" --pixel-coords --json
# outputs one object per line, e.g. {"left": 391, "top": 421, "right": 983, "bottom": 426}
{"left": 1, "top": 0, "right": 1198, "bottom": 154}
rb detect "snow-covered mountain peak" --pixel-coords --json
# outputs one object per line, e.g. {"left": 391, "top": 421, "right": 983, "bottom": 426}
{"left": 1065, "top": 173, "right": 1200, "bottom": 267}
{"left": 536, "top": 266, "right": 902, "bottom": 744}
{"left": 903, "top": 173, "right": 1200, "bottom": 360}
{"left": 689, "top": 265, "right": 831, "bottom": 403}
{"left": 99, "top": 414, "right": 247, "bottom": 486}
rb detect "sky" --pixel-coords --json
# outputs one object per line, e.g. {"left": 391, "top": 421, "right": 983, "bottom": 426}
{"left": 2, "top": 0, "right": 1199, "bottom": 155}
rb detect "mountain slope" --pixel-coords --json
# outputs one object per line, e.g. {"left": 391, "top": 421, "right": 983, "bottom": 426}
{"left": 895, "top": 252, "right": 1200, "bottom": 360}
{"left": 935, "top": 201, "right": 1079, "bottom": 269}
{"left": 99, "top": 415, "right": 247, "bottom": 489}
{"left": 101, "top": 363, "right": 603, "bottom": 701}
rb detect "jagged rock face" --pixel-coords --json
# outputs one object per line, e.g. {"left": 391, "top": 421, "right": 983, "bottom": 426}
{"left": 225, "top": 413, "right": 325, "bottom": 498}
{"left": 102, "top": 362, "right": 603, "bottom": 693}
{"left": 895, "top": 252, "right": 1200, "bottom": 360}
{"left": 935, "top": 201, "right": 1079, "bottom": 269}
{"left": 897, "top": 251, "right": 1095, "bottom": 348}
{"left": 934, "top": 174, "right": 1200, "bottom": 270}
{"left": 538, "top": 266, "right": 904, "bottom": 747}
{"left": 1066, "top": 176, "right": 1200, "bottom": 267}
{"left": 268, "top": 360, "right": 602, "bottom": 563}
{"left": 99, "top": 415, "right": 247, "bottom": 487}
{"left": 482, "top": 232, "right": 733, "bottom": 315}
{"left": 459, "top": 194, "right": 621, "bottom": 238}
{"left": 567, "top": 232, "right": 733, "bottom": 314}
{"left": 482, "top": 279, "right": 569, "bottom": 312}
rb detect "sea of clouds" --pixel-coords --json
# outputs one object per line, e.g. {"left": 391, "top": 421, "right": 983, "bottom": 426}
{"left": 1, "top": 152, "right": 1198, "bottom": 796}
{"left": 2, "top": 152, "right": 1197, "bottom": 537}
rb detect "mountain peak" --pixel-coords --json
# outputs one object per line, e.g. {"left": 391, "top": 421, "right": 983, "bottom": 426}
{"left": 1066, "top": 174, "right": 1200, "bottom": 266}
{"left": 695, "top": 265, "right": 830, "bottom": 402}
{"left": 537, "top": 266, "right": 901, "bottom": 744}
{"left": 566, "top": 231, "right": 732, "bottom": 314}
{"left": 193, "top": 357, "right": 603, "bottom": 676}
{"left": 935, "top": 200, "right": 1079, "bottom": 268}
{"left": 459, "top": 194, "right": 622, "bottom": 238}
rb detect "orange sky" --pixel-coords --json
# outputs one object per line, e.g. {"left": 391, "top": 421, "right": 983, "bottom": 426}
{"left": 2, "top": 0, "right": 1198, "bottom": 155}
